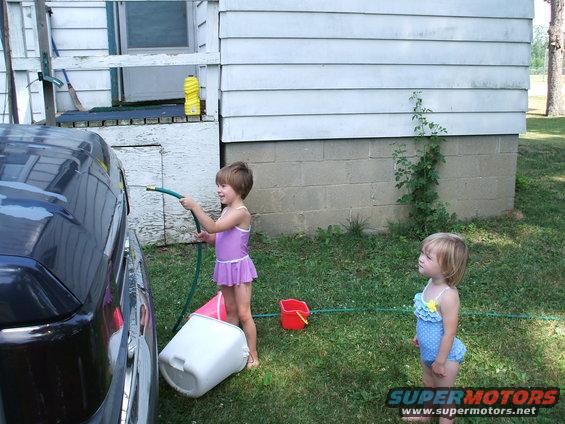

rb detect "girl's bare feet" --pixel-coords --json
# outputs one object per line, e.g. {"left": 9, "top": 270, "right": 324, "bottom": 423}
{"left": 246, "top": 353, "right": 260, "bottom": 370}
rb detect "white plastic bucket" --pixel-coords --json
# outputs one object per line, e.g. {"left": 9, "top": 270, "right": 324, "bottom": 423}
{"left": 158, "top": 314, "right": 249, "bottom": 397}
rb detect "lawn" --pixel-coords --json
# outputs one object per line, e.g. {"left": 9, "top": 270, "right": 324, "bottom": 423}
{"left": 145, "top": 115, "right": 564, "bottom": 423}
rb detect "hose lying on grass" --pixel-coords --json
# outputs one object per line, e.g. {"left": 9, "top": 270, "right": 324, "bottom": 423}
{"left": 146, "top": 185, "right": 564, "bottom": 328}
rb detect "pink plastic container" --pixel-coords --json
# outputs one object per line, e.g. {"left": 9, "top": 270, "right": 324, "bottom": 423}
{"left": 193, "top": 291, "right": 227, "bottom": 321}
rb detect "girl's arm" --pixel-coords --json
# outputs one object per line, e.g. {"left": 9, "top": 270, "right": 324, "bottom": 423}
{"left": 179, "top": 195, "right": 246, "bottom": 234}
{"left": 432, "top": 289, "right": 460, "bottom": 376}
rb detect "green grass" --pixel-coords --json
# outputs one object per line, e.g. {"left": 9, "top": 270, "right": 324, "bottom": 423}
{"left": 145, "top": 116, "right": 564, "bottom": 423}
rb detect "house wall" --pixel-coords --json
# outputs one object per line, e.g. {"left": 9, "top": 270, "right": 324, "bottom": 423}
{"left": 220, "top": 0, "right": 530, "bottom": 234}
{"left": 1, "top": 1, "right": 111, "bottom": 123}
{"left": 195, "top": 1, "right": 208, "bottom": 100}
{"left": 85, "top": 122, "right": 221, "bottom": 245}
{"left": 219, "top": 0, "right": 533, "bottom": 142}
{"left": 225, "top": 135, "right": 518, "bottom": 235}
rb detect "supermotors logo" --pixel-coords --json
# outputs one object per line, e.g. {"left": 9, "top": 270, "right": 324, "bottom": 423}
{"left": 386, "top": 387, "right": 560, "bottom": 417}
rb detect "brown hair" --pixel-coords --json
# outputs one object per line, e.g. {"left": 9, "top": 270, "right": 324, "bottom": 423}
{"left": 215, "top": 161, "right": 254, "bottom": 199}
{"left": 422, "top": 233, "right": 469, "bottom": 286}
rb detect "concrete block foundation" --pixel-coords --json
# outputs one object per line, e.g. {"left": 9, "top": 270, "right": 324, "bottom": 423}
{"left": 225, "top": 135, "right": 518, "bottom": 236}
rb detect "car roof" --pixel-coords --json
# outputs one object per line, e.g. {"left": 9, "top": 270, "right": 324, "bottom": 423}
{"left": 0, "top": 124, "right": 122, "bottom": 303}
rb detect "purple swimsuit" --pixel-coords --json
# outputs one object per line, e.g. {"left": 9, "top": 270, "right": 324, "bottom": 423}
{"left": 212, "top": 207, "right": 258, "bottom": 286}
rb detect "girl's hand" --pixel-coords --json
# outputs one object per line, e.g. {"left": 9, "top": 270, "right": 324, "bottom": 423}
{"left": 179, "top": 195, "right": 197, "bottom": 210}
{"left": 195, "top": 231, "right": 213, "bottom": 244}
{"left": 411, "top": 337, "right": 420, "bottom": 348}
{"left": 432, "top": 361, "right": 446, "bottom": 377}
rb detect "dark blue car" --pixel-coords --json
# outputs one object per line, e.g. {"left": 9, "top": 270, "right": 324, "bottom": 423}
{"left": 0, "top": 125, "right": 158, "bottom": 423}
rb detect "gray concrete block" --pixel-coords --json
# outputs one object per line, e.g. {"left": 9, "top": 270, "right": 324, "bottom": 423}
{"left": 440, "top": 137, "right": 460, "bottom": 156}
{"left": 371, "top": 181, "right": 402, "bottom": 205}
{"left": 438, "top": 155, "right": 480, "bottom": 179}
{"left": 275, "top": 140, "right": 323, "bottom": 162}
{"left": 458, "top": 177, "right": 499, "bottom": 200}
{"left": 437, "top": 179, "right": 459, "bottom": 202}
{"left": 497, "top": 176, "right": 516, "bottom": 199}
{"left": 459, "top": 136, "right": 498, "bottom": 155}
{"left": 225, "top": 142, "right": 276, "bottom": 163}
{"left": 251, "top": 162, "right": 302, "bottom": 189}
{"left": 279, "top": 186, "right": 326, "bottom": 212}
{"left": 370, "top": 139, "right": 416, "bottom": 158}
{"left": 348, "top": 158, "right": 394, "bottom": 184}
{"left": 453, "top": 198, "right": 508, "bottom": 219}
{"left": 324, "top": 139, "right": 369, "bottom": 160}
{"left": 502, "top": 196, "right": 515, "bottom": 210}
{"left": 246, "top": 188, "right": 282, "bottom": 214}
{"left": 302, "top": 161, "right": 348, "bottom": 186}
{"left": 146, "top": 118, "right": 159, "bottom": 125}
{"left": 303, "top": 208, "right": 351, "bottom": 233}
{"left": 253, "top": 212, "right": 305, "bottom": 235}
{"left": 478, "top": 153, "right": 517, "bottom": 177}
{"left": 353, "top": 205, "right": 410, "bottom": 230}
{"left": 498, "top": 135, "right": 519, "bottom": 153}
{"left": 325, "top": 184, "right": 373, "bottom": 208}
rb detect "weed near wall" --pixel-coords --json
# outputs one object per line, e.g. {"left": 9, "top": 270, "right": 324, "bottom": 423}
{"left": 391, "top": 92, "right": 456, "bottom": 237}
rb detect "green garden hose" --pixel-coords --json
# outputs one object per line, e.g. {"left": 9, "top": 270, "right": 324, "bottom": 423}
{"left": 145, "top": 185, "right": 562, "bottom": 330}
{"left": 146, "top": 185, "right": 203, "bottom": 333}
{"left": 254, "top": 307, "right": 564, "bottom": 321}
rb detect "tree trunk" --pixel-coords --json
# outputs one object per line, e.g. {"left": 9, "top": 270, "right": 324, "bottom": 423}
{"left": 546, "top": 0, "right": 564, "bottom": 116}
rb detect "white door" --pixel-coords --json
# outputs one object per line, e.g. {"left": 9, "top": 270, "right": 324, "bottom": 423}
{"left": 118, "top": 1, "right": 196, "bottom": 102}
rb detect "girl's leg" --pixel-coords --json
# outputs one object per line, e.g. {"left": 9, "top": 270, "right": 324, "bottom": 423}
{"left": 220, "top": 286, "right": 239, "bottom": 326}
{"left": 421, "top": 360, "right": 436, "bottom": 388}
{"left": 402, "top": 362, "right": 434, "bottom": 422}
{"left": 432, "top": 360, "right": 461, "bottom": 424}
{"left": 233, "top": 283, "right": 259, "bottom": 368}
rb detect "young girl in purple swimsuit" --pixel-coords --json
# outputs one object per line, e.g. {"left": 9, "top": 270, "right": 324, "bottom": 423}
{"left": 180, "top": 162, "right": 259, "bottom": 369}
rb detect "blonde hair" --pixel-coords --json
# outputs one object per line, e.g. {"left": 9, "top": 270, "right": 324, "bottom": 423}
{"left": 422, "top": 233, "right": 469, "bottom": 286}
{"left": 215, "top": 161, "right": 254, "bottom": 199}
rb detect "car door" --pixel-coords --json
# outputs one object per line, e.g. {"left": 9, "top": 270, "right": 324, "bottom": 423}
{"left": 118, "top": 1, "right": 196, "bottom": 102}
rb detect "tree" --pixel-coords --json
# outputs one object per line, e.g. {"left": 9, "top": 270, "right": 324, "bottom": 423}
{"left": 531, "top": 25, "right": 549, "bottom": 73}
{"left": 546, "top": 0, "right": 564, "bottom": 116}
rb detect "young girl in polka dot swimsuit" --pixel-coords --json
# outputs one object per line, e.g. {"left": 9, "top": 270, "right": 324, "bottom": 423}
{"left": 406, "top": 233, "right": 469, "bottom": 423}
{"left": 180, "top": 162, "right": 259, "bottom": 369}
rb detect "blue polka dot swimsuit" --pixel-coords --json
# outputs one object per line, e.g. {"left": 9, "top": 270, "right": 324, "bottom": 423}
{"left": 414, "top": 280, "right": 466, "bottom": 367}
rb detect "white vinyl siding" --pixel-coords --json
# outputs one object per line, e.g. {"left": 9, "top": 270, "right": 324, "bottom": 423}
{"left": 195, "top": 0, "right": 208, "bottom": 99}
{"left": 1, "top": 1, "right": 110, "bottom": 123}
{"left": 219, "top": 0, "right": 533, "bottom": 142}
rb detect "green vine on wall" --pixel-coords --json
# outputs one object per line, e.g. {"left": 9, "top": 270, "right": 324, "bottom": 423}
{"left": 392, "top": 92, "right": 455, "bottom": 236}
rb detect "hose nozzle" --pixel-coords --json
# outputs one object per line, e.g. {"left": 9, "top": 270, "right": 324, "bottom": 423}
{"left": 145, "top": 185, "right": 156, "bottom": 191}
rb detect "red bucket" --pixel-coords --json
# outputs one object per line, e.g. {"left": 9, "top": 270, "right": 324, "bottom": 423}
{"left": 279, "top": 299, "right": 310, "bottom": 330}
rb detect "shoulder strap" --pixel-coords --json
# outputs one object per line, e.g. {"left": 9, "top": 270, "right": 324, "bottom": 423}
{"left": 435, "top": 286, "right": 450, "bottom": 301}
{"left": 235, "top": 205, "right": 248, "bottom": 210}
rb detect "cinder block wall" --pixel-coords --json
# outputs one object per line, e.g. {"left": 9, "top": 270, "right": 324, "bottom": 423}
{"left": 224, "top": 135, "right": 517, "bottom": 235}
